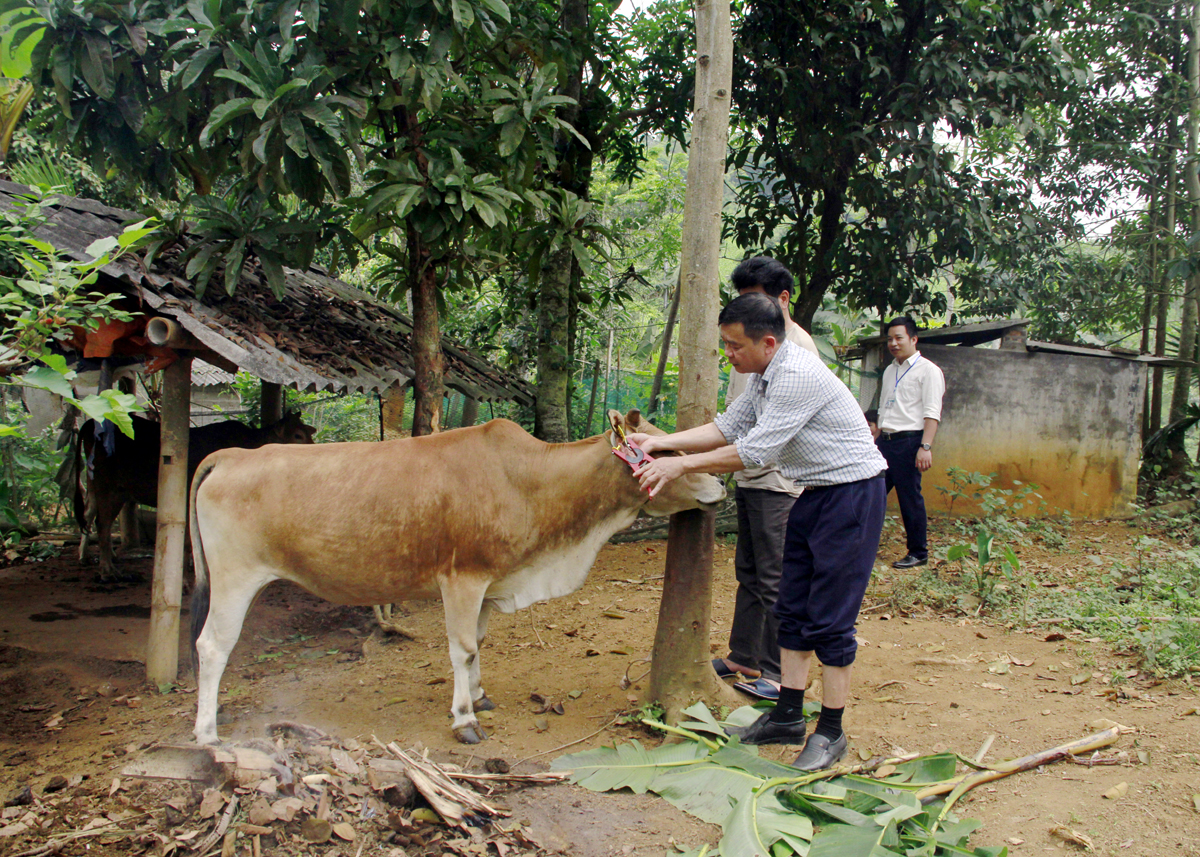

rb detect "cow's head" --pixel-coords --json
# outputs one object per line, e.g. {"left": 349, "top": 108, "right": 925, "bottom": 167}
{"left": 270, "top": 411, "right": 317, "bottom": 445}
{"left": 607, "top": 409, "right": 726, "bottom": 515}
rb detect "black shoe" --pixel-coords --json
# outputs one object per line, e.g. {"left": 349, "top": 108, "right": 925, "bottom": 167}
{"left": 893, "top": 554, "right": 927, "bottom": 569}
{"left": 725, "top": 713, "right": 808, "bottom": 746}
{"left": 791, "top": 732, "right": 848, "bottom": 771}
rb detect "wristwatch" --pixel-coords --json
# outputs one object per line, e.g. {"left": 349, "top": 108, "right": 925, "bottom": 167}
{"left": 920, "top": 443, "right": 932, "bottom": 451}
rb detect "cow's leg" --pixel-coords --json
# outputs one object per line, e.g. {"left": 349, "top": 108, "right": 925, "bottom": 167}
{"left": 441, "top": 578, "right": 491, "bottom": 744}
{"left": 94, "top": 494, "right": 119, "bottom": 580}
{"left": 194, "top": 577, "right": 262, "bottom": 745}
{"left": 471, "top": 601, "right": 495, "bottom": 713}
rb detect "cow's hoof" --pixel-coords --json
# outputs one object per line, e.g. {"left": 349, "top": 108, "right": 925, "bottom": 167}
{"left": 453, "top": 723, "right": 487, "bottom": 744}
{"left": 473, "top": 694, "right": 496, "bottom": 713}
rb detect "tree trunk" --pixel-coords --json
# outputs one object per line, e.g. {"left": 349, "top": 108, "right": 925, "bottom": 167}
{"left": 1164, "top": 1, "right": 1200, "bottom": 472}
{"left": 1152, "top": 146, "right": 1178, "bottom": 436}
{"left": 409, "top": 229, "right": 444, "bottom": 437}
{"left": 535, "top": 245, "right": 572, "bottom": 442}
{"left": 1170, "top": 0, "right": 1200, "bottom": 439}
{"left": 584, "top": 358, "right": 601, "bottom": 436}
{"left": 649, "top": 274, "right": 682, "bottom": 418}
{"left": 647, "top": 0, "right": 736, "bottom": 723}
{"left": 534, "top": 0, "right": 589, "bottom": 443}
{"left": 1142, "top": 185, "right": 1159, "bottom": 438}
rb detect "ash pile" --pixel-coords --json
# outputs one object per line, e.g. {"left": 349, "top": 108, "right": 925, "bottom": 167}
{"left": 1, "top": 721, "right": 564, "bottom": 856}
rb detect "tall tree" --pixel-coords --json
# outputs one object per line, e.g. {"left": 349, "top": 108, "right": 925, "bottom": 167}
{"left": 20, "top": 0, "right": 582, "bottom": 434}
{"left": 725, "top": 0, "right": 1084, "bottom": 326}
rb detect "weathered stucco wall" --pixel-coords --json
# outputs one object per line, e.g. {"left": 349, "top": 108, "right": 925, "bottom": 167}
{"left": 864, "top": 343, "right": 1146, "bottom": 519}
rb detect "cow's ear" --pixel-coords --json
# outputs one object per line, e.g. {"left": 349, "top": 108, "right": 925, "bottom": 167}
{"left": 624, "top": 409, "right": 643, "bottom": 432}
{"left": 606, "top": 409, "right": 625, "bottom": 438}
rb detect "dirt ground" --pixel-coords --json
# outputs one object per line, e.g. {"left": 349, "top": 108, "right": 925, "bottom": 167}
{"left": 0, "top": 514, "right": 1198, "bottom": 857}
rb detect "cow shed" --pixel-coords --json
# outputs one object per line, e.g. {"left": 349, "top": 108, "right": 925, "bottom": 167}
{"left": 0, "top": 181, "right": 533, "bottom": 684}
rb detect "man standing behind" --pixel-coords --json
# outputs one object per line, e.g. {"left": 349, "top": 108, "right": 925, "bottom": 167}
{"left": 630, "top": 292, "right": 887, "bottom": 771}
{"left": 714, "top": 257, "right": 820, "bottom": 702}
{"left": 873, "top": 317, "right": 945, "bottom": 569}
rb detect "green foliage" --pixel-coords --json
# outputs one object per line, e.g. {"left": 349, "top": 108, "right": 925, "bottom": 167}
{"left": 553, "top": 702, "right": 1002, "bottom": 857}
{"left": 0, "top": 186, "right": 151, "bottom": 436}
{"left": 718, "top": 0, "right": 1085, "bottom": 323}
{"left": 229, "top": 371, "right": 378, "bottom": 443}
{"left": 24, "top": 0, "right": 597, "bottom": 304}
{"left": 1022, "top": 552, "right": 1200, "bottom": 678}
{"left": 938, "top": 468, "right": 1041, "bottom": 542}
{"left": 0, "top": 0, "right": 45, "bottom": 79}
{"left": 947, "top": 529, "right": 1021, "bottom": 610}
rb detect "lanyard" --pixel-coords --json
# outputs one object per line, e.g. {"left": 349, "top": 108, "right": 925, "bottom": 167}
{"left": 880, "top": 355, "right": 920, "bottom": 422}
{"left": 892, "top": 355, "right": 921, "bottom": 392}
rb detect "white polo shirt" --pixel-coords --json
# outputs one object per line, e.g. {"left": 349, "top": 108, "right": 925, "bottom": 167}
{"left": 878, "top": 351, "right": 945, "bottom": 433}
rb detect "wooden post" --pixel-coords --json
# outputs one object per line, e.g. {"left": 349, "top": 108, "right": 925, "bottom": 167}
{"left": 381, "top": 381, "right": 410, "bottom": 439}
{"left": 147, "top": 356, "right": 192, "bottom": 685}
{"left": 260, "top": 381, "right": 284, "bottom": 426}
{"left": 460, "top": 396, "right": 479, "bottom": 428}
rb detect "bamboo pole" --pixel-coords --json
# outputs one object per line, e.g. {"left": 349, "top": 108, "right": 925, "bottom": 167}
{"left": 146, "top": 356, "right": 191, "bottom": 684}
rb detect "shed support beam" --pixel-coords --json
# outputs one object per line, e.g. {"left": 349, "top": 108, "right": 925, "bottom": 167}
{"left": 381, "top": 381, "right": 411, "bottom": 439}
{"left": 460, "top": 396, "right": 479, "bottom": 428}
{"left": 261, "top": 382, "right": 284, "bottom": 426}
{"left": 147, "top": 356, "right": 191, "bottom": 685}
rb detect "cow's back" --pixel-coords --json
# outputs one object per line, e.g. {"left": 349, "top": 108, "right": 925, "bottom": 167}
{"left": 192, "top": 420, "right": 606, "bottom": 606}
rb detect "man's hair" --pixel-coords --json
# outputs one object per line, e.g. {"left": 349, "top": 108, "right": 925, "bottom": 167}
{"left": 719, "top": 292, "right": 786, "bottom": 341}
{"left": 731, "top": 256, "right": 795, "bottom": 299}
{"left": 886, "top": 316, "right": 919, "bottom": 338}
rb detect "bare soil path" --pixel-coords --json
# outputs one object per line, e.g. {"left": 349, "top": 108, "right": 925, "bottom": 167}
{"left": 0, "top": 516, "right": 1197, "bottom": 856}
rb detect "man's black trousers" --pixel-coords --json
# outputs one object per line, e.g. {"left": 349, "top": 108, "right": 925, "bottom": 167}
{"left": 876, "top": 433, "right": 928, "bottom": 560}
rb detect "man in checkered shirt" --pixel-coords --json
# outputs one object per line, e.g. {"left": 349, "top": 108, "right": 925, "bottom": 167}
{"left": 629, "top": 291, "right": 887, "bottom": 771}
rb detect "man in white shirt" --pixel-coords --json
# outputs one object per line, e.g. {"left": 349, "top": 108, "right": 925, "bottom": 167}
{"left": 873, "top": 317, "right": 945, "bottom": 569}
{"left": 715, "top": 257, "right": 821, "bottom": 703}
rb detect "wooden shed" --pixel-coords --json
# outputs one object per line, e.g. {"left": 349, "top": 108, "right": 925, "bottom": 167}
{"left": 0, "top": 180, "right": 533, "bottom": 684}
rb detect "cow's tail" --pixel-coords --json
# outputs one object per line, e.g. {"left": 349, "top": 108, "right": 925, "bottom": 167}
{"left": 188, "top": 457, "right": 218, "bottom": 680}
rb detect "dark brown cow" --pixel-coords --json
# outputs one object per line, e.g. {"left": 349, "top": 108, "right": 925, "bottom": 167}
{"left": 190, "top": 410, "right": 726, "bottom": 745}
{"left": 76, "top": 412, "right": 315, "bottom": 578}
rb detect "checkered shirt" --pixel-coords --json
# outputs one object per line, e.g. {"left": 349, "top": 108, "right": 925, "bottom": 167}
{"left": 714, "top": 340, "right": 887, "bottom": 487}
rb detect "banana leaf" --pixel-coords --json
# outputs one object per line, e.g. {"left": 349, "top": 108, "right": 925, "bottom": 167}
{"left": 721, "top": 786, "right": 814, "bottom": 857}
{"left": 550, "top": 739, "right": 709, "bottom": 792}
{"left": 550, "top": 705, "right": 1112, "bottom": 857}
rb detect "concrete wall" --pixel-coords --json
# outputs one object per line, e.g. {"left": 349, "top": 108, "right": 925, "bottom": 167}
{"left": 863, "top": 343, "right": 1146, "bottom": 519}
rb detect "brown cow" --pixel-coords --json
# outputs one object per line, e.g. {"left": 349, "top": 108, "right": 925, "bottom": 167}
{"left": 77, "top": 412, "right": 315, "bottom": 579}
{"left": 189, "top": 410, "right": 725, "bottom": 745}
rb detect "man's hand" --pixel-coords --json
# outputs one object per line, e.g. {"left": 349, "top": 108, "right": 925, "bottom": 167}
{"left": 916, "top": 447, "right": 932, "bottom": 472}
{"left": 636, "top": 454, "right": 687, "bottom": 498}
{"left": 625, "top": 432, "right": 662, "bottom": 454}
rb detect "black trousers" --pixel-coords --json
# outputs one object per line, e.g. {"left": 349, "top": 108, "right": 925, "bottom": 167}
{"left": 728, "top": 486, "right": 796, "bottom": 682}
{"left": 876, "top": 433, "right": 928, "bottom": 559}
{"left": 775, "top": 474, "right": 886, "bottom": 667}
